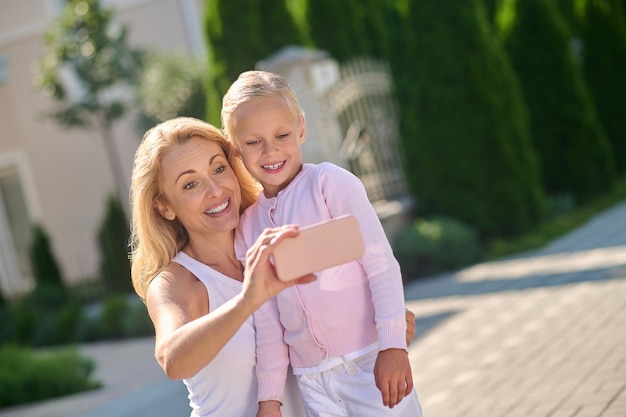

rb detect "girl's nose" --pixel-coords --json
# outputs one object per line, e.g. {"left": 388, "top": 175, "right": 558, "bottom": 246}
{"left": 262, "top": 142, "right": 277, "bottom": 155}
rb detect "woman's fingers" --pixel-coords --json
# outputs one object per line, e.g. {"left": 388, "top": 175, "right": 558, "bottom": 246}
{"left": 246, "top": 225, "right": 298, "bottom": 267}
{"left": 245, "top": 225, "right": 315, "bottom": 293}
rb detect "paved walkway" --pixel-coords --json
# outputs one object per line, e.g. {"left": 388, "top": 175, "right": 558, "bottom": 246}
{"left": 405, "top": 200, "right": 626, "bottom": 417}
{"left": 1, "top": 201, "right": 625, "bottom": 417}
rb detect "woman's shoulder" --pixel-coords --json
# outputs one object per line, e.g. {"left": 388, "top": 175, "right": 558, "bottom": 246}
{"left": 147, "top": 262, "right": 207, "bottom": 312}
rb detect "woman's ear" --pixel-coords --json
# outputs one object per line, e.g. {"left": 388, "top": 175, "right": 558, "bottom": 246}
{"left": 155, "top": 199, "right": 176, "bottom": 221}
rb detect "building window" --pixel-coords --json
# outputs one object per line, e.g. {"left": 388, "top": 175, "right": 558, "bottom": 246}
{"left": 0, "top": 168, "right": 34, "bottom": 298}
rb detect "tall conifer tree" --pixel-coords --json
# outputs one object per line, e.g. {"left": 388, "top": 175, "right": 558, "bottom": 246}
{"left": 204, "top": 0, "right": 305, "bottom": 124}
{"left": 578, "top": 0, "right": 626, "bottom": 173}
{"left": 497, "top": 0, "right": 615, "bottom": 201}
{"left": 401, "top": 0, "right": 545, "bottom": 237}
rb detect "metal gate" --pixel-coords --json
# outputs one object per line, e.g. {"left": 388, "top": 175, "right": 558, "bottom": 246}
{"left": 323, "top": 57, "right": 408, "bottom": 203}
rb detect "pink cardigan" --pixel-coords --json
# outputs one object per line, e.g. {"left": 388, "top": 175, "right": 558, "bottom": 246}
{"left": 235, "top": 162, "right": 407, "bottom": 403}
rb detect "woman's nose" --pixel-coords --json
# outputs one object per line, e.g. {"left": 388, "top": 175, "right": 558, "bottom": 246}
{"left": 204, "top": 178, "right": 220, "bottom": 197}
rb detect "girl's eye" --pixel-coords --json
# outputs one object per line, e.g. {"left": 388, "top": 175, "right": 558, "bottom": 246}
{"left": 246, "top": 139, "right": 259, "bottom": 146}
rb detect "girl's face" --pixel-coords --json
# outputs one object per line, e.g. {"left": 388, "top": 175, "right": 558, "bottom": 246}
{"left": 156, "top": 137, "right": 242, "bottom": 238}
{"left": 230, "top": 96, "right": 305, "bottom": 198}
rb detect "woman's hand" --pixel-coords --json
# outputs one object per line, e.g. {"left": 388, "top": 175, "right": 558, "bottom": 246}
{"left": 243, "top": 225, "right": 316, "bottom": 308}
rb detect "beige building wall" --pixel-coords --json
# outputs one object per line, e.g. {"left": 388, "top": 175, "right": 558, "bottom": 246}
{"left": 0, "top": 0, "right": 205, "bottom": 297}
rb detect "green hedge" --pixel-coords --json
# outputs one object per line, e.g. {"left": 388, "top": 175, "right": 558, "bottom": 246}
{"left": 398, "top": 0, "right": 546, "bottom": 237}
{"left": 203, "top": 0, "right": 306, "bottom": 124}
{"left": 393, "top": 216, "right": 484, "bottom": 280}
{"left": 578, "top": 0, "right": 626, "bottom": 173}
{"left": 0, "top": 345, "right": 100, "bottom": 408}
{"left": 0, "top": 294, "right": 153, "bottom": 347}
{"left": 497, "top": 0, "right": 616, "bottom": 202}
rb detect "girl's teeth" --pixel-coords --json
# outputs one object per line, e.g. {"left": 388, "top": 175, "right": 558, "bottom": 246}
{"left": 264, "top": 162, "right": 283, "bottom": 171}
{"left": 206, "top": 201, "right": 228, "bottom": 214}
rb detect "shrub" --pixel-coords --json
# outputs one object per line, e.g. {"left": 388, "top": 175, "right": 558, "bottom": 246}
{"left": 54, "top": 302, "right": 84, "bottom": 344}
{"left": 76, "top": 314, "right": 101, "bottom": 343}
{"left": 0, "top": 345, "right": 100, "bottom": 408}
{"left": 29, "top": 313, "right": 59, "bottom": 348}
{"left": 20, "top": 283, "right": 69, "bottom": 312}
{"left": 97, "top": 195, "right": 132, "bottom": 294}
{"left": 0, "top": 306, "right": 15, "bottom": 345}
{"left": 99, "top": 294, "right": 130, "bottom": 340}
{"left": 11, "top": 307, "right": 42, "bottom": 346}
{"left": 29, "top": 223, "right": 65, "bottom": 290}
{"left": 393, "top": 216, "right": 484, "bottom": 280}
{"left": 123, "top": 301, "right": 154, "bottom": 338}
{"left": 10, "top": 283, "right": 82, "bottom": 346}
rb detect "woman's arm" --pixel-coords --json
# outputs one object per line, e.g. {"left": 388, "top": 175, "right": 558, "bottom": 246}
{"left": 147, "top": 225, "right": 316, "bottom": 380}
{"left": 147, "top": 265, "right": 257, "bottom": 379}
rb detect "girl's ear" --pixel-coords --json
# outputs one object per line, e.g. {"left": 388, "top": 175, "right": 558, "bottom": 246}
{"left": 155, "top": 199, "right": 176, "bottom": 221}
{"left": 299, "top": 115, "right": 306, "bottom": 144}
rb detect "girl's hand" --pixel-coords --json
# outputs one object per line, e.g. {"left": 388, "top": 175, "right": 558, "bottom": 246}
{"left": 256, "top": 400, "right": 282, "bottom": 417}
{"left": 374, "top": 348, "right": 414, "bottom": 409}
{"left": 405, "top": 308, "right": 416, "bottom": 346}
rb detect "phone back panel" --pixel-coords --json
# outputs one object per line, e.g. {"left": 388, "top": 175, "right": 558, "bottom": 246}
{"left": 273, "top": 215, "right": 365, "bottom": 281}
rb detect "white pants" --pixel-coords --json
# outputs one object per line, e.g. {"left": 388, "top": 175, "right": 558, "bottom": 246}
{"left": 295, "top": 350, "right": 423, "bottom": 417}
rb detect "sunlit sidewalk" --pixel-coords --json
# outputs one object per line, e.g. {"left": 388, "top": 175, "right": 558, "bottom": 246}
{"left": 404, "top": 200, "right": 626, "bottom": 417}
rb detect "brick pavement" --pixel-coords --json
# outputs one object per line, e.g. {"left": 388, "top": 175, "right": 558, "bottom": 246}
{"left": 404, "top": 200, "right": 626, "bottom": 417}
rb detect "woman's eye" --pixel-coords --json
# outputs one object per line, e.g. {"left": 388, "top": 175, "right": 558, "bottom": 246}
{"left": 183, "top": 181, "right": 196, "bottom": 190}
{"left": 215, "top": 165, "right": 226, "bottom": 175}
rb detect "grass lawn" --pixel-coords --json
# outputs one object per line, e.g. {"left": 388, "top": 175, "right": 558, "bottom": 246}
{"left": 487, "top": 176, "right": 626, "bottom": 260}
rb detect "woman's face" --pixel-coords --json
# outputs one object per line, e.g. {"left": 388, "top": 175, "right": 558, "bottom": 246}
{"left": 156, "top": 136, "right": 242, "bottom": 238}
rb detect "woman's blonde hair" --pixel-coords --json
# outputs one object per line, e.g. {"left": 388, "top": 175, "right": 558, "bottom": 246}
{"left": 129, "top": 117, "right": 260, "bottom": 300}
{"left": 221, "top": 70, "right": 304, "bottom": 146}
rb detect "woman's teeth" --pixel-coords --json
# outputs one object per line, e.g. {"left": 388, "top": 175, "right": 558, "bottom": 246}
{"left": 206, "top": 201, "right": 229, "bottom": 214}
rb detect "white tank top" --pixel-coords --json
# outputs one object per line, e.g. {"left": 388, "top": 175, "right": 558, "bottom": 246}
{"left": 174, "top": 252, "right": 304, "bottom": 417}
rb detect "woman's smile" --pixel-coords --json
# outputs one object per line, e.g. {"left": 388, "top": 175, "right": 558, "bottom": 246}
{"left": 205, "top": 198, "right": 231, "bottom": 215}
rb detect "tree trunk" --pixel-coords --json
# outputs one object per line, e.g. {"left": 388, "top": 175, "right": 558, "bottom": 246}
{"left": 100, "top": 117, "right": 129, "bottom": 219}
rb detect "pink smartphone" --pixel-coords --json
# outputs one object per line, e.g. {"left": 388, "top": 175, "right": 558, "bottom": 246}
{"left": 272, "top": 215, "right": 365, "bottom": 281}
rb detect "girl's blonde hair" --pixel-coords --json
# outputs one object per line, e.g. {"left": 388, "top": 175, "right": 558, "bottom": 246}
{"left": 221, "top": 70, "right": 305, "bottom": 146}
{"left": 129, "top": 117, "right": 260, "bottom": 300}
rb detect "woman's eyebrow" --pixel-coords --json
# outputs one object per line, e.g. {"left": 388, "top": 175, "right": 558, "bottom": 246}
{"left": 174, "top": 153, "right": 224, "bottom": 184}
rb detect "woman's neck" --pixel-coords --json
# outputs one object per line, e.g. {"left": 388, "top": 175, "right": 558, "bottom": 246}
{"left": 183, "top": 231, "right": 244, "bottom": 281}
